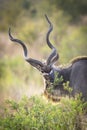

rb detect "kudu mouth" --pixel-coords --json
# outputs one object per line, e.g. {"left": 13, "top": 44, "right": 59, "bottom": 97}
{"left": 8, "top": 15, "right": 59, "bottom": 73}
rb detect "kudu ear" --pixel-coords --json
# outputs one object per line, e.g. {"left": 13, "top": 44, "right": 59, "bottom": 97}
{"left": 26, "top": 58, "right": 44, "bottom": 72}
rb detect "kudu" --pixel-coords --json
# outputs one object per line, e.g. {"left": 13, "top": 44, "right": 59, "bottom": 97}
{"left": 9, "top": 15, "right": 87, "bottom": 101}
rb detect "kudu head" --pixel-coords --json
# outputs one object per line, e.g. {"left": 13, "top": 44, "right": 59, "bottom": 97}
{"left": 9, "top": 15, "right": 59, "bottom": 83}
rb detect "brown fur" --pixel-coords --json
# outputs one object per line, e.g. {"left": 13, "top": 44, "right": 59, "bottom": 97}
{"left": 70, "top": 56, "right": 87, "bottom": 64}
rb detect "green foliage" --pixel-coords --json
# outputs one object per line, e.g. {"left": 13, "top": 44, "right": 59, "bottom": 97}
{"left": 0, "top": 96, "right": 86, "bottom": 130}
{"left": 63, "top": 81, "right": 73, "bottom": 94}
{"left": 53, "top": 72, "right": 63, "bottom": 86}
{"left": 46, "top": 72, "right": 73, "bottom": 97}
{"left": 46, "top": 72, "right": 63, "bottom": 94}
{"left": 0, "top": 0, "right": 32, "bottom": 30}
{"left": 50, "top": 0, "right": 87, "bottom": 20}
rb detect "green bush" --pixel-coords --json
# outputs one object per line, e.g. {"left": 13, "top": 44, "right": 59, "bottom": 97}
{"left": 0, "top": 95, "right": 86, "bottom": 130}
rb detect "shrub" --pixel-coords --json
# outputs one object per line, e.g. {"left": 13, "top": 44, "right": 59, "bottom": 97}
{"left": 0, "top": 95, "right": 86, "bottom": 130}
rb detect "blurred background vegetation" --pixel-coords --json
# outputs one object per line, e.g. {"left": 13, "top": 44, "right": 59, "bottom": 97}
{"left": 0, "top": 0, "right": 87, "bottom": 102}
